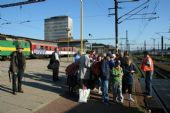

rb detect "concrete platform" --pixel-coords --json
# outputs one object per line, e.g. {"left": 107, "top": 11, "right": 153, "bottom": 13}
{"left": 0, "top": 59, "right": 145, "bottom": 113}
{"left": 0, "top": 59, "right": 69, "bottom": 113}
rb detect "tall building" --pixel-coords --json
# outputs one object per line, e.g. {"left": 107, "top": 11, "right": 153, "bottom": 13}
{"left": 45, "top": 16, "right": 73, "bottom": 41}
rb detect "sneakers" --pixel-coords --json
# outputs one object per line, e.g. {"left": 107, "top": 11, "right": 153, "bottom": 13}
{"left": 12, "top": 92, "right": 17, "bottom": 95}
{"left": 146, "top": 95, "right": 152, "bottom": 98}
{"left": 128, "top": 97, "right": 135, "bottom": 102}
{"left": 98, "top": 90, "right": 102, "bottom": 94}
{"left": 115, "top": 97, "right": 123, "bottom": 103}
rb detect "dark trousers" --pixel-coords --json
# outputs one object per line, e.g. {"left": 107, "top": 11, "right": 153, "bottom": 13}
{"left": 12, "top": 71, "right": 23, "bottom": 93}
{"left": 53, "top": 66, "right": 59, "bottom": 81}
{"left": 145, "top": 71, "right": 153, "bottom": 96}
{"left": 122, "top": 77, "right": 126, "bottom": 94}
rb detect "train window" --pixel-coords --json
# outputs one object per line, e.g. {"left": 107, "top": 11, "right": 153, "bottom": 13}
{"left": 40, "top": 46, "right": 44, "bottom": 49}
{"left": 50, "top": 47, "right": 52, "bottom": 50}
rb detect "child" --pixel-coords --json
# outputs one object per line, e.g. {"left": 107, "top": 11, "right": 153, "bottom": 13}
{"left": 123, "top": 58, "right": 135, "bottom": 102}
{"left": 112, "top": 60, "right": 124, "bottom": 103}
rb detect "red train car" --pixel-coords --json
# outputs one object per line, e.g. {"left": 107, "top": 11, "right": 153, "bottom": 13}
{"left": 28, "top": 39, "right": 58, "bottom": 57}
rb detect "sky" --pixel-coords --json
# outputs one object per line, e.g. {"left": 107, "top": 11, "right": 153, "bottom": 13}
{"left": 0, "top": 0, "right": 170, "bottom": 50}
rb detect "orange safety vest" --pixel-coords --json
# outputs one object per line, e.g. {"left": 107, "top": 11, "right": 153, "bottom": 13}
{"left": 141, "top": 55, "right": 154, "bottom": 71}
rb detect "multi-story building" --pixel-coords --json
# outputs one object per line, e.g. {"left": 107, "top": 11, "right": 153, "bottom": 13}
{"left": 45, "top": 16, "right": 73, "bottom": 41}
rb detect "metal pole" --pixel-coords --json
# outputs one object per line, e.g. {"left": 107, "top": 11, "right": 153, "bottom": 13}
{"left": 80, "top": 0, "right": 83, "bottom": 55}
{"left": 161, "top": 36, "right": 163, "bottom": 57}
{"left": 153, "top": 38, "right": 155, "bottom": 55}
{"left": 115, "top": 0, "right": 119, "bottom": 53}
{"left": 67, "top": 37, "right": 69, "bottom": 62}
{"left": 126, "top": 30, "right": 128, "bottom": 51}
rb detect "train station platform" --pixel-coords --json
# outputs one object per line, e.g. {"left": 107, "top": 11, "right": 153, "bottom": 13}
{"left": 0, "top": 59, "right": 145, "bottom": 113}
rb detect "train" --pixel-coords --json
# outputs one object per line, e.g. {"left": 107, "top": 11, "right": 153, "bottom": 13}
{"left": 0, "top": 34, "right": 76, "bottom": 59}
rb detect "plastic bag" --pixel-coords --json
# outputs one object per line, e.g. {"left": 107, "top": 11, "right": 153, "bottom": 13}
{"left": 78, "top": 89, "right": 90, "bottom": 103}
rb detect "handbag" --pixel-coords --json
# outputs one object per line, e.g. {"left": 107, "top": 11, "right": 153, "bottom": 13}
{"left": 47, "top": 63, "right": 52, "bottom": 69}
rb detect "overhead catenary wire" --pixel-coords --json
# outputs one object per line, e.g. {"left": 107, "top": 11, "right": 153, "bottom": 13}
{"left": 118, "top": 5, "right": 149, "bottom": 24}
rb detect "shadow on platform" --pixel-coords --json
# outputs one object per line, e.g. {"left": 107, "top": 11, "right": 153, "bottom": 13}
{"left": 0, "top": 84, "right": 12, "bottom": 94}
{"left": 22, "top": 72, "right": 68, "bottom": 95}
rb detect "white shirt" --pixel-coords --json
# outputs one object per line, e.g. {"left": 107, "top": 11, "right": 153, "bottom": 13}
{"left": 55, "top": 53, "right": 59, "bottom": 61}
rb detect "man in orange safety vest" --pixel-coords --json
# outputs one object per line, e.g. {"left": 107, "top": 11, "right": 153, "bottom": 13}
{"left": 141, "top": 51, "right": 154, "bottom": 98}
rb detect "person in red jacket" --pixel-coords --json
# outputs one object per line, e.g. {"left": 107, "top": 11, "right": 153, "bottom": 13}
{"left": 141, "top": 51, "right": 154, "bottom": 98}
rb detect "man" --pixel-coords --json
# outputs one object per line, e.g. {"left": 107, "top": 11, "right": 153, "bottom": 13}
{"left": 50, "top": 48, "right": 60, "bottom": 81}
{"left": 100, "top": 53, "right": 110, "bottom": 104}
{"left": 9, "top": 44, "right": 26, "bottom": 95}
{"left": 141, "top": 51, "right": 154, "bottom": 98}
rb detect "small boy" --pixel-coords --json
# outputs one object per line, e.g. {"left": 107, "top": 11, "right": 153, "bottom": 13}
{"left": 112, "top": 60, "right": 124, "bottom": 103}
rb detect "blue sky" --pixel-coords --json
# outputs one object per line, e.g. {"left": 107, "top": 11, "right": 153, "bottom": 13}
{"left": 0, "top": 0, "right": 170, "bottom": 50}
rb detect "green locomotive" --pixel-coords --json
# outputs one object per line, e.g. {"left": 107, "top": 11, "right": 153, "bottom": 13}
{"left": 0, "top": 36, "right": 31, "bottom": 59}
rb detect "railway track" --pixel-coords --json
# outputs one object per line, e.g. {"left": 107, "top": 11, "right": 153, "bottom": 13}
{"left": 134, "top": 57, "right": 169, "bottom": 113}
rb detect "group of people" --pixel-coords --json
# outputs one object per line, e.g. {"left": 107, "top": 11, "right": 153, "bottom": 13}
{"left": 73, "top": 50, "right": 154, "bottom": 104}
{"left": 73, "top": 50, "right": 136, "bottom": 104}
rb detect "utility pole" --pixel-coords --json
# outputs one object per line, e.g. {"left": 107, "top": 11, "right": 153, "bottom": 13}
{"left": 144, "top": 40, "right": 146, "bottom": 51}
{"left": 126, "top": 30, "right": 129, "bottom": 51}
{"left": 115, "top": 0, "right": 119, "bottom": 53}
{"left": 151, "top": 38, "right": 156, "bottom": 55}
{"left": 109, "top": 0, "right": 152, "bottom": 53}
{"left": 161, "top": 36, "right": 163, "bottom": 57}
{"left": 158, "top": 42, "right": 159, "bottom": 52}
{"left": 80, "top": 0, "right": 84, "bottom": 55}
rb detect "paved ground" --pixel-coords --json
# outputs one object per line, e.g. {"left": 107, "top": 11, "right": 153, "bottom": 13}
{"left": 0, "top": 59, "right": 145, "bottom": 113}
{"left": 0, "top": 59, "right": 69, "bottom": 113}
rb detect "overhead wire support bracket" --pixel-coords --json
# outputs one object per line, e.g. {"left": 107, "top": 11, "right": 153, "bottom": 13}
{"left": 126, "top": 16, "right": 159, "bottom": 21}
{"left": 0, "top": 0, "right": 46, "bottom": 8}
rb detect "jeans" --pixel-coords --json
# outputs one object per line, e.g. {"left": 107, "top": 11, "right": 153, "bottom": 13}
{"left": 145, "top": 71, "right": 153, "bottom": 96}
{"left": 101, "top": 80, "right": 109, "bottom": 103}
{"left": 112, "top": 82, "right": 123, "bottom": 102}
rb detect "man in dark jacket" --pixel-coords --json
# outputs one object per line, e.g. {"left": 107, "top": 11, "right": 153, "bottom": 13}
{"left": 9, "top": 44, "right": 26, "bottom": 95}
{"left": 50, "top": 48, "right": 60, "bottom": 81}
{"left": 101, "top": 53, "right": 110, "bottom": 104}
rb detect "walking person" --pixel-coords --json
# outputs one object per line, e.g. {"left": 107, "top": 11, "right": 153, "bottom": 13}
{"left": 141, "top": 51, "right": 154, "bottom": 98}
{"left": 100, "top": 53, "right": 110, "bottom": 104}
{"left": 50, "top": 48, "right": 60, "bottom": 81}
{"left": 112, "top": 60, "right": 124, "bottom": 103}
{"left": 123, "top": 58, "right": 135, "bottom": 102}
{"left": 9, "top": 44, "right": 26, "bottom": 95}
